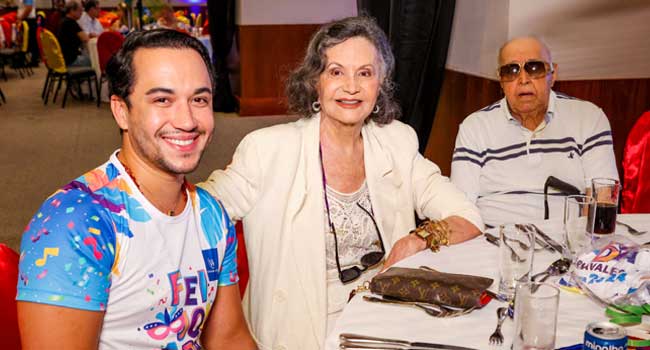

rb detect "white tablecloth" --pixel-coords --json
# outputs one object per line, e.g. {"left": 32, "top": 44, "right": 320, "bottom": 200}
{"left": 326, "top": 214, "right": 650, "bottom": 350}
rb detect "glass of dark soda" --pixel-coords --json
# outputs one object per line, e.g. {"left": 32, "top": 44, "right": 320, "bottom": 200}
{"left": 591, "top": 178, "right": 620, "bottom": 236}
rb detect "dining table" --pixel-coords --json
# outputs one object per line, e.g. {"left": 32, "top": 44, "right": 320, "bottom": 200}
{"left": 326, "top": 213, "right": 650, "bottom": 350}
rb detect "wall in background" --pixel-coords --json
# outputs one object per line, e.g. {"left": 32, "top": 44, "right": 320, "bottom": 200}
{"left": 424, "top": 71, "right": 501, "bottom": 175}
{"left": 238, "top": 24, "right": 320, "bottom": 116}
{"left": 445, "top": 0, "right": 508, "bottom": 80}
{"left": 236, "top": 0, "right": 356, "bottom": 115}
{"left": 509, "top": 0, "right": 650, "bottom": 80}
{"left": 448, "top": 0, "right": 650, "bottom": 80}
{"left": 238, "top": 0, "right": 356, "bottom": 25}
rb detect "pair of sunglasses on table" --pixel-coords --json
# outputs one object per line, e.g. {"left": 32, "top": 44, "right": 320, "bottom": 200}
{"left": 498, "top": 59, "right": 554, "bottom": 82}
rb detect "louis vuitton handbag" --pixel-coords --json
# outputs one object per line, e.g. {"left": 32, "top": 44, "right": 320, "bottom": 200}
{"left": 369, "top": 266, "right": 494, "bottom": 309}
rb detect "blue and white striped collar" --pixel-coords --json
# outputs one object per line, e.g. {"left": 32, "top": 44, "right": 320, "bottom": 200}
{"left": 502, "top": 90, "right": 557, "bottom": 126}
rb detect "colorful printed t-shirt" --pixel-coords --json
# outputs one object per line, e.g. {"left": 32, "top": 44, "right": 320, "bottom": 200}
{"left": 17, "top": 151, "right": 239, "bottom": 350}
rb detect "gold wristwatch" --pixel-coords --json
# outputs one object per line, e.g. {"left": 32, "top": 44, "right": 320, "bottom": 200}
{"left": 410, "top": 220, "right": 450, "bottom": 252}
{"left": 411, "top": 226, "right": 433, "bottom": 247}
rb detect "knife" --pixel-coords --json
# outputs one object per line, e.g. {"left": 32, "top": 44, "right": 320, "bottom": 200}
{"left": 484, "top": 232, "right": 499, "bottom": 247}
{"left": 530, "top": 224, "right": 565, "bottom": 254}
{"left": 514, "top": 224, "right": 555, "bottom": 252}
{"left": 340, "top": 340, "right": 431, "bottom": 349}
{"left": 340, "top": 333, "right": 480, "bottom": 350}
{"left": 487, "top": 229, "right": 552, "bottom": 253}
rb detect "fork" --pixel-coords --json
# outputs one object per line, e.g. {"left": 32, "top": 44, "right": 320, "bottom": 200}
{"left": 617, "top": 221, "right": 648, "bottom": 235}
{"left": 489, "top": 307, "right": 508, "bottom": 345}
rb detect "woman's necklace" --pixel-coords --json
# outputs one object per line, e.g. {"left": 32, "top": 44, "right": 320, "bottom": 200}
{"left": 120, "top": 161, "right": 187, "bottom": 216}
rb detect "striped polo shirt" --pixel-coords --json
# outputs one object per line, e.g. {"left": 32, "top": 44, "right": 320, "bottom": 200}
{"left": 450, "top": 90, "right": 618, "bottom": 228}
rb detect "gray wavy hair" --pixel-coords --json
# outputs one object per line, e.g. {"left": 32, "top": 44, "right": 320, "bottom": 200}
{"left": 285, "top": 16, "right": 401, "bottom": 124}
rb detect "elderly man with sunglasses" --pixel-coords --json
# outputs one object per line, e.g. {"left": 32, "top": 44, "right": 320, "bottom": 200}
{"left": 450, "top": 36, "right": 618, "bottom": 228}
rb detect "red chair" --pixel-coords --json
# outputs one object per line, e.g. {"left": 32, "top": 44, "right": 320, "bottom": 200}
{"left": 235, "top": 222, "right": 249, "bottom": 296}
{"left": 622, "top": 111, "right": 650, "bottom": 213}
{"left": 0, "top": 244, "right": 21, "bottom": 350}
{"left": 1, "top": 20, "right": 11, "bottom": 48}
{"left": 96, "top": 31, "right": 124, "bottom": 107}
{"left": 0, "top": 13, "right": 17, "bottom": 46}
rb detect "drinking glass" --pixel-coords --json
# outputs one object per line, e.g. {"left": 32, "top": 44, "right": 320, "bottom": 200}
{"left": 512, "top": 282, "right": 560, "bottom": 350}
{"left": 498, "top": 223, "right": 535, "bottom": 300}
{"left": 591, "top": 178, "right": 620, "bottom": 236}
{"left": 564, "top": 195, "right": 596, "bottom": 258}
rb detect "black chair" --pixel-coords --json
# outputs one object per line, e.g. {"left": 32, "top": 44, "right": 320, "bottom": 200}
{"left": 0, "top": 21, "right": 33, "bottom": 80}
{"left": 40, "top": 29, "right": 97, "bottom": 108}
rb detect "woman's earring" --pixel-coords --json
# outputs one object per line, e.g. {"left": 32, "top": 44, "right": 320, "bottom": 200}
{"left": 312, "top": 101, "right": 321, "bottom": 112}
{"left": 373, "top": 105, "right": 380, "bottom": 114}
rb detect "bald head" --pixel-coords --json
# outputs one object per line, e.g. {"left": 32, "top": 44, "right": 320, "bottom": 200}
{"left": 498, "top": 37, "right": 552, "bottom": 66}
{"left": 497, "top": 36, "right": 557, "bottom": 130}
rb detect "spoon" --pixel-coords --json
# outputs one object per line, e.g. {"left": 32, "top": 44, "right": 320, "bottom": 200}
{"left": 531, "top": 258, "right": 571, "bottom": 283}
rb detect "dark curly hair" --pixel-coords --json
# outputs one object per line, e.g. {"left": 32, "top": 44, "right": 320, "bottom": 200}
{"left": 107, "top": 29, "right": 214, "bottom": 108}
{"left": 285, "top": 16, "right": 400, "bottom": 124}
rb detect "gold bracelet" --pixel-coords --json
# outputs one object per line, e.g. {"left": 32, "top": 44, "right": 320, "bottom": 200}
{"left": 410, "top": 219, "right": 450, "bottom": 252}
{"left": 436, "top": 220, "right": 450, "bottom": 247}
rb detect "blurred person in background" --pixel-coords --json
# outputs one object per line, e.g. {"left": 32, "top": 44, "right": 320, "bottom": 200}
{"left": 156, "top": 5, "right": 179, "bottom": 30}
{"left": 43, "top": 0, "right": 66, "bottom": 36}
{"left": 57, "top": 0, "right": 91, "bottom": 67}
{"left": 78, "top": 0, "right": 104, "bottom": 37}
{"left": 16, "top": 0, "right": 39, "bottom": 66}
{"left": 109, "top": 2, "right": 129, "bottom": 34}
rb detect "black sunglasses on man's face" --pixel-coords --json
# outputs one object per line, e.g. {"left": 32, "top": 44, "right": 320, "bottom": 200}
{"left": 498, "top": 60, "right": 553, "bottom": 82}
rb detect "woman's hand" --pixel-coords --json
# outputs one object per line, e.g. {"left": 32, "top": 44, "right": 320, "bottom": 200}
{"left": 381, "top": 216, "right": 481, "bottom": 271}
{"left": 382, "top": 234, "right": 426, "bottom": 271}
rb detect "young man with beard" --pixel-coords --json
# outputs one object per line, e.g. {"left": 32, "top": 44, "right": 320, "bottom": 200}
{"left": 16, "top": 29, "right": 256, "bottom": 350}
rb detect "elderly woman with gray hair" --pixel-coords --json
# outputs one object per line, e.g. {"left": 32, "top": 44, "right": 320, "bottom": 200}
{"left": 200, "top": 16, "right": 482, "bottom": 349}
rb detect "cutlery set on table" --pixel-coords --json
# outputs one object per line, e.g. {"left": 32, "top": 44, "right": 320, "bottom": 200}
{"left": 339, "top": 219, "right": 648, "bottom": 349}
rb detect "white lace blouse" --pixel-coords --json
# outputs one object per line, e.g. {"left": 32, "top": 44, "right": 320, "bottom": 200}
{"left": 324, "top": 181, "right": 383, "bottom": 333}
{"left": 324, "top": 181, "right": 382, "bottom": 271}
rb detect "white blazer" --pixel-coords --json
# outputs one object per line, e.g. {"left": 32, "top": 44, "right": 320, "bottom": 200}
{"left": 199, "top": 115, "right": 482, "bottom": 350}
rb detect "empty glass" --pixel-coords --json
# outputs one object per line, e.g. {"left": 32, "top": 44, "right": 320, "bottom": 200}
{"left": 498, "top": 223, "right": 535, "bottom": 300}
{"left": 513, "top": 282, "right": 560, "bottom": 350}
{"left": 564, "top": 195, "right": 596, "bottom": 258}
